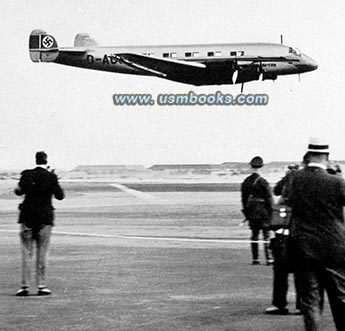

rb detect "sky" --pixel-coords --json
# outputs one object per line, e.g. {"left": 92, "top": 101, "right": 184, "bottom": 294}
{"left": 1, "top": 0, "right": 345, "bottom": 170}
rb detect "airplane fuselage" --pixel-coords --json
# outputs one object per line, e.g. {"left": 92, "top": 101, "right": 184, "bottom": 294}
{"left": 29, "top": 30, "right": 318, "bottom": 86}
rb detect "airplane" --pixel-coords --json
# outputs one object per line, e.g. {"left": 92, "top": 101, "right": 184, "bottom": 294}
{"left": 29, "top": 29, "right": 317, "bottom": 91}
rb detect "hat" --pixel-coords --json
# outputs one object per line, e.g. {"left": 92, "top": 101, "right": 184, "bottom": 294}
{"left": 35, "top": 151, "right": 48, "bottom": 165}
{"left": 250, "top": 156, "right": 264, "bottom": 168}
{"left": 307, "top": 137, "right": 329, "bottom": 154}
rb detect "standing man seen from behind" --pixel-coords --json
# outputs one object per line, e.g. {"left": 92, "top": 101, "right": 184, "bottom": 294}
{"left": 241, "top": 156, "right": 273, "bottom": 266}
{"left": 15, "top": 152, "right": 64, "bottom": 296}
{"left": 265, "top": 164, "right": 301, "bottom": 315}
{"left": 288, "top": 138, "right": 345, "bottom": 331}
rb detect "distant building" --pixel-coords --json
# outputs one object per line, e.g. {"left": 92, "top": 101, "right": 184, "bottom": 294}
{"left": 149, "top": 164, "right": 229, "bottom": 176}
{"left": 73, "top": 165, "right": 145, "bottom": 175}
{"left": 149, "top": 164, "right": 216, "bottom": 171}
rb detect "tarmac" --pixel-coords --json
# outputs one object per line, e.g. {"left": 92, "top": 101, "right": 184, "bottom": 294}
{"left": 0, "top": 181, "right": 334, "bottom": 331}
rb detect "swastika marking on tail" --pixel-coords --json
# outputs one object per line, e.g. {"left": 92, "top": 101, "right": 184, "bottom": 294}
{"left": 42, "top": 36, "right": 54, "bottom": 48}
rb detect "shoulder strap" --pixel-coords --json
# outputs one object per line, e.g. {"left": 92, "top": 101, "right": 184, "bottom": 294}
{"left": 250, "top": 175, "right": 261, "bottom": 195}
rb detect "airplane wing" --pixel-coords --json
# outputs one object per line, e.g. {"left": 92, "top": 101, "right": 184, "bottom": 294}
{"left": 110, "top": 53, "right": 206, "bottom": 78}
{"left": 111, "top": 53, "right": 297, "bottom": 75}
{"left": 109, "top": 53, "right": 299, "bottom": 85}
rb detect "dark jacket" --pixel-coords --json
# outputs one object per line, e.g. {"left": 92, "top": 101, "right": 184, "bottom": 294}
{"left": 274, "top": 169, "right": 298, "bottom": 199}
{"left": 241, "top": 173, "right": 272, "bottom": 228}
{"left": 288, "top": 166, "right": 345, "bottom": 266}
{"left": 15, "top": 167, "right": 65, "bottom": 228}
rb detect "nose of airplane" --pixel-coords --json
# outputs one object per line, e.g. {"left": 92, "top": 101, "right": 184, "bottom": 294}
{"left": 308, "top": 57, "right": 318, "bottom": 71}
{"left": 303, "top": 54, "right": 318, "bottom": 72}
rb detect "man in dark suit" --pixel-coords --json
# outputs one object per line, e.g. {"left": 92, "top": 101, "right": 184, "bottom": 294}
{"left": 241, "top": 156, "right": 273, "bottom": 265}
{"left": 15, "top": 151, "right": 64, "bottom": 296}
{"left": 288, "top": 138, "right": 345, "bottom": 331}
{"left": 266, "top": 164, "right": 301, "bottom": 315}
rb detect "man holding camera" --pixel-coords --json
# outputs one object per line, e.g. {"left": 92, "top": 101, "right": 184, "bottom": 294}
{"left": 15, "top": 151, "right": 64, "bottom": 296}
{"left": 288, "top": 138, "right": 345, "bottom": 331}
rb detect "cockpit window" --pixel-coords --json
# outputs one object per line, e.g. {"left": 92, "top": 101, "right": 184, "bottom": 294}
{"left": 289, "top": 47, "right": 301, "bottom": 56}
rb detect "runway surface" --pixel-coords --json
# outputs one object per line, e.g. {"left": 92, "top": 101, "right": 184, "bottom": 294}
{"left": 0, "top": 181, "right": 334, "bottom": 331}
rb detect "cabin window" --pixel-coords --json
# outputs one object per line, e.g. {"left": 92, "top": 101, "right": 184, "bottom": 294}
{"left": 289, "top": 47, "right": 301, "bottom": 56}
{"left": 170, "top": 52, "right": 177, "bottom": 58}
{"left": 215, "top": 51, "right": 222, "bottom": 56}
{"left": 230, "top": 51, "right": 244, "bottom": 56}
{"left": 163, "top": 53, "right": 169, "bottom": 58}
{"left": 193, "top": 52, "right": 200, "bottom": 57}
{"left": 207, "top": 52, "right": 214, "bottom": 57}
{"left": 185, "top": 52, "right": 192, "bottom": 57}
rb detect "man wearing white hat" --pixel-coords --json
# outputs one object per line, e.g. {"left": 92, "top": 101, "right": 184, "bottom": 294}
{"left": 288, "top": 138, "right": 345, "bottom": 331}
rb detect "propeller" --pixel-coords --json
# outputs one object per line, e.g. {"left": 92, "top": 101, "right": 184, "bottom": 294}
{"left": 258, "top": 62, "right": 264, "bottom": 81}
{"left": 231, "top": 70, "right": 238, "bottom": 84}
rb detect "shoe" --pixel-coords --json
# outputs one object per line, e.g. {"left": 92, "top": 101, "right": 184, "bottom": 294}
{"left": 252, "top": 260, "right": 260, "bottom": 265}
{"left": 265, "top": 306, "right": 289, "bottom": 315}
{"left": 37, "top": 287, "right": 51, "bottom": 296}
{"left": 15, "top": 288, "right": 29, "bottom": 296}
{"left": 266, "top": 259, "right": 274, "bottom": 266}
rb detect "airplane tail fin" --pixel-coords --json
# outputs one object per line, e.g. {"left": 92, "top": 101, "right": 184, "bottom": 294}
{"left": 29, "top": 29, "right": 59, "bottom": 62}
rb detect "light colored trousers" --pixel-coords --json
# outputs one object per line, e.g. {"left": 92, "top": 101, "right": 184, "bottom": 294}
{"left": 20, "top": 224, "right": 52, "bottom": 288}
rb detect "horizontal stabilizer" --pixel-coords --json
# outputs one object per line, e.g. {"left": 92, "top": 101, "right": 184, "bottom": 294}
{"left": 60, "top": 47, "right": 86, "bottom": 53}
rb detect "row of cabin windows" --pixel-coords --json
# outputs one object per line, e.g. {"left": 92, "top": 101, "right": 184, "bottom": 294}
{"left": 158, "top": 51, "right": 245, "bottom": 58}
